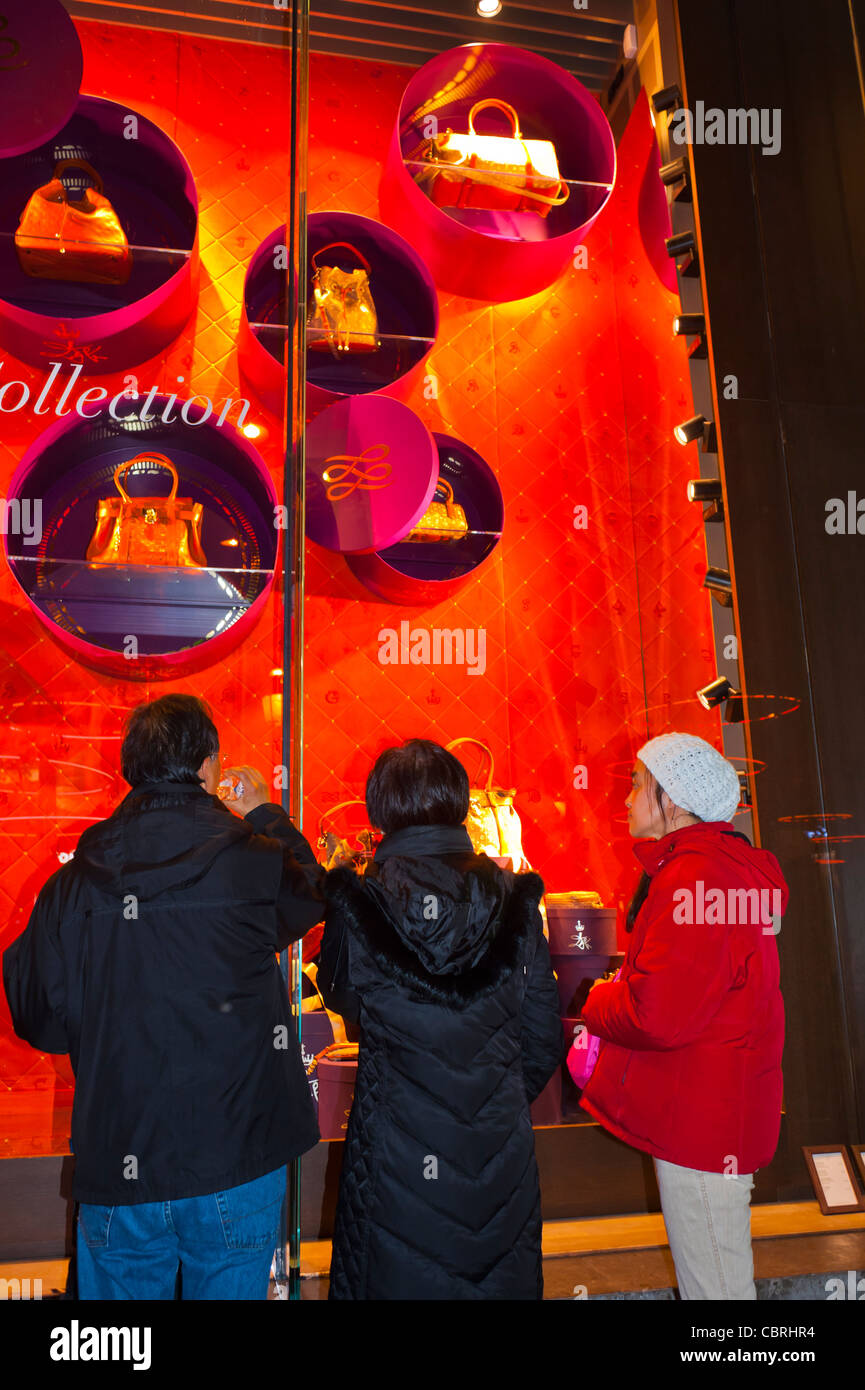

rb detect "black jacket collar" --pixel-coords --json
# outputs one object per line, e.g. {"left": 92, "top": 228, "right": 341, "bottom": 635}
{"left": 375, "top": 824, "right": 474, "bottom": 861}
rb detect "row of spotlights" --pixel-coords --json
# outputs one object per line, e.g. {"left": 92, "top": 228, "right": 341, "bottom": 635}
{"left": 653, "top": 85, "right": 742, "bottom": 747}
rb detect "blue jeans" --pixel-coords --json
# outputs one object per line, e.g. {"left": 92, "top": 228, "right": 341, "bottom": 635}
{"left": 76, "top": 1166, "right": 286, "bottom": 1300}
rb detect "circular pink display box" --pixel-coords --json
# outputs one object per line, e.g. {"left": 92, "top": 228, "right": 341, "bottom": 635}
{"left": 379, "top": 42, "right": 616, "bottom": 303}
{"left": 1, "top": 0, "right": 83, "bottom": 159}
{"left": 306, "top": 396, "right": 438, "bottom": 555}
{"left": 4, "top": 401, "right": 278, "bottom": 680}
{"left": 0, "top": 96, "right": 199, "bottom": 373}
{"left": 346, "top": 432, "right": 503, "bottom": 605}
{"left": 239, "top": 214, "right": 438, "bottom": 417}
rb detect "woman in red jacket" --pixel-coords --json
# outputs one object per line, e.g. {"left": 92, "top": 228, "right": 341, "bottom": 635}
{"left": 580, "top": 732, "right": 787, "bottom": 1300}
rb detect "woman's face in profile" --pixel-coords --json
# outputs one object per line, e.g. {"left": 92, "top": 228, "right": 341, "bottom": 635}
{"left": 625, "top": 760, "right": 668, "bottom": 840}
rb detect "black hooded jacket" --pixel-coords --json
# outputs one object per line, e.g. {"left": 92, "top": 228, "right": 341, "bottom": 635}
{"left": 2, "top": 781, "right": 325, "bottom": 1205}
{"left": 317, "top": 824, "right": 563, "bottom": 1301}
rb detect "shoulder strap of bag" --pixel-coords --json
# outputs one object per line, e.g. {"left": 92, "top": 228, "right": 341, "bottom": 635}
{"left": 446, "top": 737, "right": 495, "bottom": 791}
{"left": 52, "top": 159, "right": 105, "bottom": 196}
{"left": 113, "top": 454, "right": 179, "bottom": 504}
{"left": 467, "top": 99, "right": 522, "bottom": 140}
{"left": 312, "top": 242, "right": 372, "bottom": 274}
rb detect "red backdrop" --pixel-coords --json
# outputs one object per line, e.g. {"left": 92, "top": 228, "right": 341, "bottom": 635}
{"left": 0, "top": 26, "right": 717, "bottom": 1156}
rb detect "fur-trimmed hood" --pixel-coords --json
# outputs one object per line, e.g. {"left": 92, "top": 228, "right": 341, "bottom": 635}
{"left": 324, "top": 856, "right": 545, "bottom": 1009}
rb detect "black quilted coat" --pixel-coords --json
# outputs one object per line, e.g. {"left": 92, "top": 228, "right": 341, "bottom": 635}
{"left": 317, "top": 823, "right": 563, "bottom": 1301}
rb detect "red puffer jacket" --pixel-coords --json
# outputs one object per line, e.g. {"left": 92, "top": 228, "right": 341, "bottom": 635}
{"left": 580, "top": 822, "right": 787, "bottom": 1174}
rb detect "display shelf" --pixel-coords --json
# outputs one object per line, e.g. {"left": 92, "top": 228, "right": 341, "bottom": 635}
{"left": 379, "top": 42, "right": 616, "bottom": 303}
{"left": 4, "top": 401, "right": 277, "bottom": 678}
{"left": 0, "top": 96, "right": 198, "bottom": 372}
{"left": 305, "top": 395, "right": 439, "bottom": 554}
{"left": 239, "top": 213, "right": 438, "bottom": 416}
{"left": 345, "top": 433, "right": 503, "bottom": 604}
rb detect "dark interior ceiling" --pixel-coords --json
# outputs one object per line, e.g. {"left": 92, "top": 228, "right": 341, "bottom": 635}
{"left": 63, "top": 0, "right": 634, "bottom": 92}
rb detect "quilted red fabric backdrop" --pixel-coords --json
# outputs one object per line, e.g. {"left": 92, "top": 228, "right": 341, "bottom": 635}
{"left": 0, "top": 24, "right": 717, "bottom": 1154}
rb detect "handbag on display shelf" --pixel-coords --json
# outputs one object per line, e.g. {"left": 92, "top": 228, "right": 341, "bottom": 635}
{"left": 15, "top": 160, "right": 132, "bottom": 285}
{"left": 86, "top": 455, "right": 207, "bottom": 569}
{"left": 419, "top": 100, "right": 569, "bottom": 218}
{"left": 407, "top": 478, "right": 468, "bottom": 543}
{"left": 445, "top": 737, "right": 530, "bottom": 872}
{"left": 317, "top": 800, "right": 381, "bottom": 873}
{"left": 308, "top": 242, "right": 380, "bottom": 358}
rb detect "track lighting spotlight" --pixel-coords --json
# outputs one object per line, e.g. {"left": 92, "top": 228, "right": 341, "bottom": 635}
{"left": 659, "top": 157, "right": 688, "bottom": 186}
{"left": 666, "top": 231, "right": 694, "bottom": 258}
{"left": 687, "top": 477, "right": 724, "bottom": 521}
{"left": 736, "top": 770, "right": 751, "bottom": 803}
{"left": 659, "top": 157, "right": 692, "bottom": 202}
{"left": 673, "top": 313, "right": 705, "bottom": 336}
{"left": 674, "top": 414, "right": 711, "bottom": 446}
{"left": 687, "top": 479, "right": 721, "bottom": 503}
{"left": 696, "top": 676, "right": 739, "bottom": 710}
{"left": 651, "top": 84, "right": 682, "bottom": 115}
{"left": 476, "top": 0, "right": 502, "bottom": 14}
{"left": 703, "top": 567, "right": 733, "bottom": 608}
{"left": 665, "top": 230, "right": 699, "bottom": 277}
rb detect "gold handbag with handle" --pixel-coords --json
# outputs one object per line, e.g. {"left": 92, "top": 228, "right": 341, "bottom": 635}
{"left": 86, "top": 455, "right": 207, "bottom": 568}
{"left": 308, "top": 242, "right": 380, "bottom": 358}
{"left": 317, "top": 800, "right": 380, "bottom": 872}
{"left": 420, "top": 99, "right": 569, "bottom": 218}
{"left": 15, "top": 159, "right": 132, "bottom": 284}
{"left": 407, "top": 478, "right": 468, "bottom": 543}
{"left": 446, "top": 737, "right": 530, "bottom": 871}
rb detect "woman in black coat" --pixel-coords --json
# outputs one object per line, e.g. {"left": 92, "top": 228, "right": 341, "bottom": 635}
{"left": 317, "top": 739, "right": 563, "bottom": 1300}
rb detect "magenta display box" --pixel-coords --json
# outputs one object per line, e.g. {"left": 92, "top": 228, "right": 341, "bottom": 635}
{"left": 239, "top": 213, "right": 438, "bottom": 417}
{"left": 0, "top": 96, "right": 199, "bottom": 372}
{"left": 345, "top": 432, "right": 503, "bottom": 604}
{"left": 546, "top": 904, "right": 617, "bottom": 956}
{"left": 305, "top": 395, "right": 439, "bottom": 555}
{"left": 379, "top": 42, "right": 616, "bottom": 303}
{"left": 4, "top": 400, "right": 278, "bottom": 679}
{"left": 1, "top": 0, "right": 83, "bottom": 159}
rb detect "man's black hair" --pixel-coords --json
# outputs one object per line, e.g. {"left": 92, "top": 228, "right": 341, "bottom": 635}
{"left": 365, "top": 739, "right": 470, "bottom": 833}
{"left": 121, "top": 694, "right": 219, "bottom": 787}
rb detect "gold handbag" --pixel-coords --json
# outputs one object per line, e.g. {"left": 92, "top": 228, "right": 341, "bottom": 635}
{"left": 420, "top": 99, "right": 569, "bottom": 219}
{"left": 446, "top": 737, "right": 529, "bottom": 871}
{"left": 308, "top": 242, "right": 380, "bottom": 358}
{"left": 15, "top": 159, "right": 132, "bottom": 285}
{"left": 317, "top": 800, "right": 380, "bottom": 872}
{"left": 407, "top": 478, "right": 468, "bottom": 543}
{"left": 85, "top": 455, "right": 207, "bottom": 568}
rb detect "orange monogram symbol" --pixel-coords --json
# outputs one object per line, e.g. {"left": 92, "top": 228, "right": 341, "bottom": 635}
{"left": 322, "top": 444, "right": 392, "bottom": 501}
{"left": 0, "top": 15, "right": 28, "bottom": 71}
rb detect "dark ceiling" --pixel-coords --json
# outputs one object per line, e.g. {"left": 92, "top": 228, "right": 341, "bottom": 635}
{"left": 63, "top": 0, "right": 634, "bottom": 92}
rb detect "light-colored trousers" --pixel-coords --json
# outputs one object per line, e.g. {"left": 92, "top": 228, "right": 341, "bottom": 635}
{"left": 654, "top": 1158, "right": 757, "bottom": 1300}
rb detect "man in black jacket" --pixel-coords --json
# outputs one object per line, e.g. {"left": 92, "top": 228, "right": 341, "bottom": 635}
{"left": 3, "top": 694, "right": 324, "bottom": 1300}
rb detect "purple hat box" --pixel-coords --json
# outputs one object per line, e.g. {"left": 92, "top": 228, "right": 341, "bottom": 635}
{"left": 345, "top": 432, "right": 504, "bottom": 604}
{"left": 379, "top": 43, "right": 616, "bottom": 303}
{"left": 316, "top": 1051, "right": 358, "bottom": 1142}
{"left": 0, "top": 96, "right": 198, "bottom": 372}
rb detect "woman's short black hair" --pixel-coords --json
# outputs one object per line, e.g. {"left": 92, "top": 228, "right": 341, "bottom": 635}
{"left": 121, "top": 694, "right": 219, "bottom": 787}
{"left": 365, "top": 739, "right": 470, "bottom": 833}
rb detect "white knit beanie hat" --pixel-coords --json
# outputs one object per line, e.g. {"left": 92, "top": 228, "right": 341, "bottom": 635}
{"left": 637, "top": 732, "right": 741, "bottom": 823}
